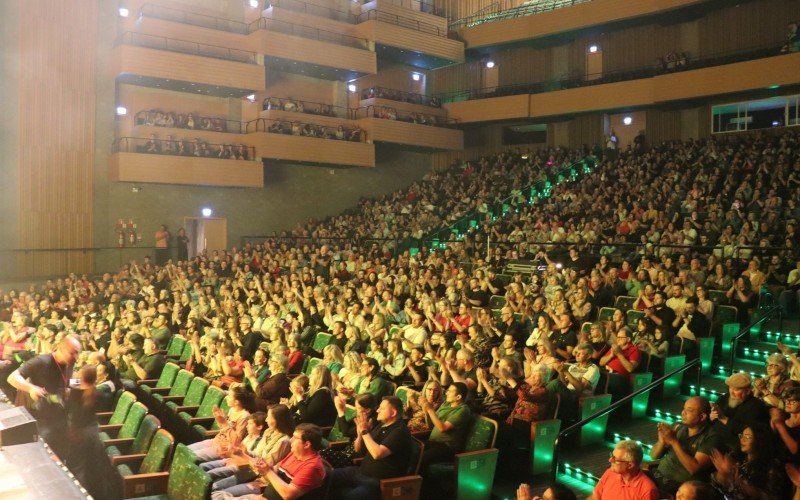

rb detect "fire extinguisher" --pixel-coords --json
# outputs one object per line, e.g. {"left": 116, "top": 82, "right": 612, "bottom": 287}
{"left": 128, "top": 228, "right": 136, "bottom": 245}
{"left": 117, "top": 229, "right": 125, "bottom": 248}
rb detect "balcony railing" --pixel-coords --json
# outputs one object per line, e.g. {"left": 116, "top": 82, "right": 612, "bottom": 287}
{"left": 262, "top": 97, "right": 352, "bottom": 119}
{"left": 246, "top": 118, "right": 366, "bottom": 142}
{"left": 356, "top": 9, "right": 448, "bottom": 37}
{"left": 267, "top": 0, "right": 357, "bottom": 23}
{"left": 352, "top": 105, "right": 459, "bottom": 127}
{"left": 138, "top": 3, "right": 249, "bottom": 34}
{"left": 113, "top": 137, "right": 255, "bottom": 160}
{"left": 449, "top": 0, "right": 592, "bottom": 30}
{"left": 371, "top": 0, "right": 444, "bottom": 17}
{"left": 115, "top": 31, "right": 257, "bottom": 64}
{"left": 436, "top": 41, "right": 785, "bottom": 103}
{"left": 361, "top": 86, "right": 441, "bottom": 107}
{"left": 134, "top": 110, "right": 247, "bottom": 134}
{"left": 247, "top": 17, "right": 369, "bottom": 49}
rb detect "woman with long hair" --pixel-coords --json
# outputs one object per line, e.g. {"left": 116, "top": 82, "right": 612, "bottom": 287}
{"left": 188, "top": 385, "right": 255, "bottom": 462}
{"left": 296, "top": 365, "right": 337, "bottom": 427}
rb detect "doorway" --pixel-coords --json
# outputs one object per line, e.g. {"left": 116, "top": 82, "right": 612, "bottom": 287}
{"left": 184, "top": 217, "right": 228, "bottom": 259}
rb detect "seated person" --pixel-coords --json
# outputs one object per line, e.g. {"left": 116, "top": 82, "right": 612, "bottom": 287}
{"left": 352, "top": 357, "right": 393, "bottom": 400}
{"left": 419, "top": 382, "right": 472, "bottom": 472}
{"left": 670, "top": 296, "right": 710, "bottom": 357}
{"left": 547, "top": 343, "right": 600, "bottom": 420}
{"left": 254, "top": 354, "right": 291, "bottom": 411}
{"left": 649, "top": 397, "right": 720, "bottom": 495}
{"left": 405, "top": 380, "right": 443, "bottom": 433}
{"left": 598, "top": 327, "right": 641, "bottom": 397}
{"left": 331, "top": 396, "right": 414, "bottom": 500}
{"left": 589, "top": 440, "right": 658, "bottom": 500}
{"left": 189, "top": 386, "right": 254, "bottom": 462}
{"left": 120, "top": 337, "right": 165, "bottom": 390}
{"left": 753, "top": 353, "right": 797, "bottom": 408}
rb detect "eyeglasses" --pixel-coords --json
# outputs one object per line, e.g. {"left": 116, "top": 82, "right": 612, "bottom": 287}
{"left": 609, "top": 453, "right": 631, "bottom": 464}
{"left": 738, "top": 433, "right": 754, "bottom": 441}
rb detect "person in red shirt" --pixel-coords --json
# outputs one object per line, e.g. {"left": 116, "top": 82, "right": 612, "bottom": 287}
{"left": 599, "top": 327, "right": 641, "bottom": 399}
{"left": 589, "top": 440, "right": 658, "bottom": 500}
{"left": 256, "top": 423, "right": 327, "bottom": 500}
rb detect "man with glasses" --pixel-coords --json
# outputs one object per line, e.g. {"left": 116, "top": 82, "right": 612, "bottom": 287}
{"left": 650, "top": 396, "right": 721, "bottom": 495}
{"left": 599, "top": 327, "right": 641, "bottom": 398}
{"left": 770, "top": 386, "right": 800, "bottom": 461}
{"left": 419, "top": 382, "right": 472, "bottom": 472}
{"left": 589, "top": 440, "right": 658, "bottom": 500}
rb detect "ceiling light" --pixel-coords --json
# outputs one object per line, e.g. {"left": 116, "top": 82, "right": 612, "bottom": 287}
{"left": 623, "top": 116, "right": 632, "bottom": 125}
{"left": 485, "top": 61, "right": 495, "bottom": 69}
{"left": 412, "top": 73, "right": 421, "bottom": 81}
{"left": 116, "top": 106, "right": 127, "bottom": 116}
{"left": 118, "top": 7, "right": 129, "bottom": 17}
{"left": 588, "top": 45, "right": 599, "bottom": 53}
{"left": 348, "top": 83, "right": 357, "bottom": 92}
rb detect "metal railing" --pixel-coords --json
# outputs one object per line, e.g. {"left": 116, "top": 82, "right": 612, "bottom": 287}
{"left": 357, "top": 9, "right": 447, "bottom": 37}
{"left": 113, "top": 137, "right": 255, "bottom": 159}
{"left": 370, "top": 0, "right": 444, "bottom": 17}
{"left": 550, "top": 357, "right": 701, "bottom": 481}
{"left": 351, "top": 105, "right": 459, "bottom": 127}
{"left": 138, "top": 3, "right": 249, "bottom": 34}
{"left": 245, "top": 118, "right": 366, "bottom": 142}
{"left": 449, "top": 0, "right": 591, "bottom": 29}
{"left": 268, "top": 0, "right": 357, "bottom": 23}
{"left": 435, "top": 41, "right": 785, "bottom": 103}
{"left": 248, "top": 17, "right": 369, "bottom": 49}
{"left": 261, "top": 97, "right": 351, "bottom": 119}
{"left": 115, "top": 31, "right": 257, "bottom": 64}
{"left": 361, "top": 86, "right": 441, "bottom": 107}
{"left": 729, "top": 305, "right": 783, "bottom": 371}
{"left": 134, "top": 110, "right": 247, "bottom": 134}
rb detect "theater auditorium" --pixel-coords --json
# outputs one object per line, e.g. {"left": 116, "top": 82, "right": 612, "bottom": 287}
{"left": 1, "top": 0, "right": 800, "bottom": 498}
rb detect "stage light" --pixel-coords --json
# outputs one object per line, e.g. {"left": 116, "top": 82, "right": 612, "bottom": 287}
{"left": 623, "top": 116, "right": 633, "bottom": 125}
{"left": 411, "top": 73, "right": 421, "bottom": 81}
{"left": 201, "top": 207, "right": 213, "bottom": 217}
{"left": 485, "top": 61, "right": 495, "bottom": 69}
{"left": 118, "top": 7, "right": 129, "bottom": 17}
{"left": 588, "top": 45, "right": 599, "bottom": 53}
{"left": 348, "top": 83, "right": 357, "bottom": 92}
{"left": 116, "top": 106, "right": 127, "bottom": 116}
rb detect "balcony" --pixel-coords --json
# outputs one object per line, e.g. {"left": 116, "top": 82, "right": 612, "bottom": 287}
{"left": 113, "top": 32, "right": 265, "bottom": 97}
{"left": 242, "top": 119, "right": 375, "bottom": 167}
{"left": 354, "top": 107, "right": 463, "bottom": 151}
{"left": 351, "top": 1, "right": 464, "bottom": 68}
{"left": 110, "top": 138, "right": 263, "bottom": 187}
{"left": 248, "top": 18, "right": 377, "bottom": 80}
{"left": 442, "top": 49, "right": 800, "bottom": 123}
{"left": 453, "top": 0, "right": 708, "bottom": 50}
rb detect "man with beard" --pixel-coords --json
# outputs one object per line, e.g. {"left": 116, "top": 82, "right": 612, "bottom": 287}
{"left": 644, "top": 291, "right": 676, "bottom": 340}
{"left": 709, "top": 372, "right": 769, "bottom": 448}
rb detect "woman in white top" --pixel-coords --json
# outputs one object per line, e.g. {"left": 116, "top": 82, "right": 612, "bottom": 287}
{"left": 188, "top": 386, "right": 254, "bottom": 462}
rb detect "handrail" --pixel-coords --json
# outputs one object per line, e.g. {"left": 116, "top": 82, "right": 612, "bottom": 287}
{"left": 729, "top": 304, "right": 782, "bottom": 371}
{"left": 115, "top": 31, "right": 257, "bottom": 64}
{"left": 550, "top": 357, "right": 701, "bottom": 480}
{"left": 261, "top": 97, "right": 351, "bottom": 119}
{"left": 357, "top": 9, "right": 447, "bottom": 37}
{"left": 134, "top": 110, "right": 247, "bottom": 134}
{"left": 113, "top": 137, "right": 255, "bottom": 159}
{"left": 245, "top": 118, "right": 366, "bottom": 142}
{"left": 268, "top": 0, "right": 357, "bottom": 23}
{"left": 138, "top": 3, "right": 249, "bottom": 34}
{"left": 449, "top": 0, "right": 591, "bottom": 29}
{"left": 247, "top": 16, "right": 369, "bottom": 49}
{"left": 435, "top": 41, "right": 784, "bottom": 103}
{"left": 371, "top": 0, "right": 445, "bottom": 17}
{"left": 352, "top": 105, "right": 458, "bottom": 127}
{"left": 361, "top": 86, "right": 441, "bottom": 108}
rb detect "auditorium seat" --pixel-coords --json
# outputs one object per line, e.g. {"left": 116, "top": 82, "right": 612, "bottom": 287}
{"left": 117, "top": 429, "right": 176, "bottom": 498}
{"left": 165, "top": 377, "right": 209, "bottom": 414}
{"left": 597, "top": 306, "right": 615, "bottom": 323}
{"left": 378, "top": 436, "right": 424, "bottom": 500}
{"left": 152, "top": 370, "right": 193, "bottom": 401}
{"left": 614, "top": 296, "right": 637, "bottom": 311}
{"left": 191, "top": 394, "right": 229, "bottom": 440}
{"left": 98, "top": 390, "right": 137, "bottom": 425}
{"left": 100, "top": 401, "right": 148, "bottom": 443}
{"left": 304, "top": 357, "right": 323, "bottom": 375}
{"left": 311, "top": 332, "right": 333, "bottom": 352}
{"left": 105, "top": 414, "right": 160, "bottom": 458}
{"left": 139, "top": 362, "right": 180, "bottom": 393}
{"left": 164, "top": 337, "right": 187, "bottom": 361}
{"left": 128, "top": 443, "right": 209, "bottom": 500}
{"left": 177, "top": 384, "right": 225, "bottom": 423}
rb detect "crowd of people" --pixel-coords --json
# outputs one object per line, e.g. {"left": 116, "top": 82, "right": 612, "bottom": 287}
{"left": 135, "top": 109, "right": 231, "bottom": 133}
{"left": 373, "top": 106, "right": 441, "bottom": 127}
{"left": 361, "top": 87, "right": 441, "bottom": 108}
{"left": 2, "top": 128, "right": 800, "bottom": 499}
{"left": 134, "top": 133, "right": 252, "bottom": 160}
{"left": 262, "top": 97, "right": 338, "bottom": 118}
{"left": 265, "top": 120, "right": 364, "bottom": 142}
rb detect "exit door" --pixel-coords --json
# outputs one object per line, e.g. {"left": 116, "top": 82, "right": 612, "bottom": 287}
{"left": 184, "top": 217, "right": 227, "bottom": 259}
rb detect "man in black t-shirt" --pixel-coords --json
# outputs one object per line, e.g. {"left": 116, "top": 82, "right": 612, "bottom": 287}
{"left": 331, "top": 396, "right": 414, "bottom": 499}
{"left": 7, "top": 336, "right": 82, "bottom": 457}
{"left": 463, "top": 278, "right": 490, "bottom": 308}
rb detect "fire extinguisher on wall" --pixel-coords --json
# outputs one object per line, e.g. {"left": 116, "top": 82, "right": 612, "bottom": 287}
{"left": 117, "top": 229, "right": 125, "bottom": 248}
{"left": 128, "top": 228, "right": 136, "bottom": 245}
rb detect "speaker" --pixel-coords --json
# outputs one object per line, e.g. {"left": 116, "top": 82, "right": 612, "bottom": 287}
{"left": 0, "top": 406, "right": 38, "bottom": 446}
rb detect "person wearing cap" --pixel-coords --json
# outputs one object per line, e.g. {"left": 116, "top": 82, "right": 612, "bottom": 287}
{"left": 650, "top": 396, "right": 721, "bottom": 495}
{"left": 710, "top": 371, "right": 769, "bottom": 446}
{"left": 753, "top": 353, "right": 798, "bottom": 408}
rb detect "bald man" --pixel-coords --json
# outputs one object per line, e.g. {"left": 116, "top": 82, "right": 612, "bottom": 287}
{"left": 8, "top": 335, "right": 82, "bottom": 457}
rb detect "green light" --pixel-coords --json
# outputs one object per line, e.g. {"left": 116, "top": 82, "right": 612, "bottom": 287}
{"left": 768, "top": 85, "right": 780, "bottom": 89}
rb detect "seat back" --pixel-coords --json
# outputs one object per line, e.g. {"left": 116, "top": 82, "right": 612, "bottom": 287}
{"left": 108, "top": 391, "right": 136, "bottom": 425}
{"left": 578, "top": 394, "right": 612, "bottom": 446}
{"left": 139, "top": 429, "right": 175, "bottom": 474}
{"left": 327, "top": 405, "right": 357, "bottom": 442}
{"left": 118, "top": 402, "right": 148, "bottom": 439}
{"left": 170, "top": 442, "right": 198, "bottom": 468}
{"left": 166, "top": 460, "right": 212, "bottom": 500}
{"left": 708, "top": 289, "right": 729, "bottom": 305}
{"left": 488, "top": 295, "right": 506, "bottom": 309}
{"left": 312, "top": 332, "right": 333, "bottom": 352}
{"left": 166, "top": 337, "right": 187, "bottom": 358}
{"left": 304, "top": 357, "right": 323, "bottom": 375}
{"left": 182, "top": 377, "right": 210, "bottom": 407}
{"left": 406, "top": 436, "right": 424, "bottom": 475}
{"left": 195, "top": 386, "right": 226, "bottom": 418}
{"left": 464, "top": 415, "right": 497, "bottom": 452}
{"left": 154, "top": 362, "right": 179, "bottom": 388}
{"left": 295, "top": 459, "right": 332, "bottom": 500}
{"left": 626, "top": 309, "right": 644, "bottom": 330}
{"left": 179, "top": 342, "right": 193, "bottom": 362}
{"left": 130, "top": 414, "right": 161, "bottom": 455}
{"left": 614, "top": 296, "right": 636, "bottom": 311}
{"left": 167, "top": 370, "right": 194, "bottom": 397}
{"left": 597, "top": 307, "right": 615, "bottom": 322}
{"left": 395, "top": 386, "right": 415, "bottom": 408}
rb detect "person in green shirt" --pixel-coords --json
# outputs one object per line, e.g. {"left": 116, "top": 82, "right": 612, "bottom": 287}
{"left": 419, "top": 381, "right": 472, "bottom": 472}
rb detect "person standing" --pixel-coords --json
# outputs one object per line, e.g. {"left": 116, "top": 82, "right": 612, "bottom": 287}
{"left": 154, "top": 224, "right": 171, "bottom": 266}
{"left": 176, "top": 227, "right": 190, "bottom": 262}
{"left": 7, "top": 336, "right": 82, "bottom": 458}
